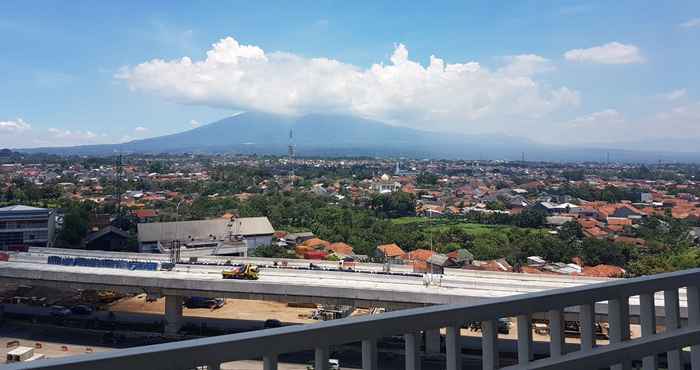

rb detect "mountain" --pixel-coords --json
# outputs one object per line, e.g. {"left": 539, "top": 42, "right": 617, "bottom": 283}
{"left": 18, "top": 112, "right": 700, "bottom": 162}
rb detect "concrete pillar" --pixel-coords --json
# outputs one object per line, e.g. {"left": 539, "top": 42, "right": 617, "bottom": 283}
{"left": 424, "top": 329, "right": 441, "bottom": 354}
{"left": 315, "top": 346, "right": 329, "bottom": 370}
{"left": 362, "top": 339, "right": 377, "bottom": 370}
{"left": 263, "top": 354, "right": 278, "bottom": 370}
{"left": 164, "top": 295, "right": 183, "bottom": 335}
{"left": 404, "top": 332, "right": 421, "bottom": 370}
{"left": 446, "top": 326, "right": 462, "bottom": 370}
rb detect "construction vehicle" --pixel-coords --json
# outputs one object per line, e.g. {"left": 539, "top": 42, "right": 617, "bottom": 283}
{"left": 222, "top": 264, "right": 259, "bottom": 280}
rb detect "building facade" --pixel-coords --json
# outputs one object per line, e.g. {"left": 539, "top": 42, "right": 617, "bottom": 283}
{"left": 0, "top": 205, "right": 55, "bottom": 248}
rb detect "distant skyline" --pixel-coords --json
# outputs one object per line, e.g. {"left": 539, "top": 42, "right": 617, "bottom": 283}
{"left": 1, "top": 1, "right": 699, "bottom": 150}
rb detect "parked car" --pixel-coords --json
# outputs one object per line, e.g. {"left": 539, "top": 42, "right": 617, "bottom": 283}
{"left": 264, "top": 319, "right": 282, "bottom": 328}
{"left": 70, "top": 305, "right": 94, "bottom": 315}
{"left": 49, "top": 305, "right": 71, "bottom": 317}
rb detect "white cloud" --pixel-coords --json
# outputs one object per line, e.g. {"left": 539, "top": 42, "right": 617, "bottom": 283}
{"left": 134, "top": 126, "right": 148, "bottom": 132}
{"left": 48, "top": 128, "right": 98, "bottom": 140}
{"left": 0, "top": 118, "right": 31, "bottom": 132}
{"left": 660, "top": 89, "right": 687, "bottom": 101}
{"left": 680, "top": 18, "right": 700, "bottom": 28}
{"left": 499, "top": 54, "right": 553, "bottom": 76}
{"left": 117, "top": 36, "right": 579, "bottom": 132}
{"left": 567, "top": 109, "right": 625, "bottom": 127}
{"left": 564, "top": 42, "right": 645, "bottom": 64}
{"left": 656, "top": 101, "right": 700, "bottom": 122}
{"left": 190, "top": 119, "right": 200, "bottom": 128}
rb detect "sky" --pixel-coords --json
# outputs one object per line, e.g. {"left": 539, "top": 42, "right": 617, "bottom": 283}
{"left": 1, "top": 1, "right": 699, "bottom": 150}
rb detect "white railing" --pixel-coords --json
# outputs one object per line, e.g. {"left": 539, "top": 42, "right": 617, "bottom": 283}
{"left": 5, "top": 267, "right": 700, "bottom": 370}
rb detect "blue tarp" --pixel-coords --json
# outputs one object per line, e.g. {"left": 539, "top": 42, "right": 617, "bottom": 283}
{"left": 47, "top": 255, "right": 158, "bottom": 271}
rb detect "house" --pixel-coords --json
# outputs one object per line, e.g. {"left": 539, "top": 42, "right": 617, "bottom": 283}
{"left": 426, "top": 253, "right": 453, "bottom": 274}
{"left": 466, "top": 258, "right": 512, "bottom": 272}
{"left": 84, "top": 226, "right": 131, "bottom": 251}
{"left": 133, "top": 209, "right": 158, "bottom": 223}
{"left": 534, "top": 202, "right": 580, "bottom": 214}
{"left": 326, "top": 242, "right": 354, "bottom": 256}
{"left": 0, "top": 205, "right": 55, "bottom": 248}
{"left": 284, "top": 232, "right": 315, "bottom": 246}
{"left": 403, "top": 249, "right": 435, "bottom": 263}
{"left": 303, "top": 238, "right": 331, "bottom": 249}
{"left": 446, "top": 249, "right": 474, "bottom": 266}
{"left": 376, "top": 243, "right": 405, "bottom": 262}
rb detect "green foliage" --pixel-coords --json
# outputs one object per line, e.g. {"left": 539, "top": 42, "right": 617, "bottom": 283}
{"left": 58, "top": 204, "right": 91, "bottom": 246}
{"left": 369, "top": 191, "right": 416, "bottom": 217}
{"left": 251, "top": 245, "right": 296, "bottom": 259}
{"left": 558, "top": 221, "right": 584, "bottom": 242}
{"left": 416, "top": 172, "right": 438, "bottom": 186}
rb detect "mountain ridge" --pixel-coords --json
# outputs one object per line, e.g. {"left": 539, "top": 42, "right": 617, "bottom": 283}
{"left": 16, "top": 112, "right": 700, "bottom": 163}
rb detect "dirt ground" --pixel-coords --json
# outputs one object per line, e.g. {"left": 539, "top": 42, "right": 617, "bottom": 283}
{"left": 108, "top": 295, "right": 318, "bottom": 324}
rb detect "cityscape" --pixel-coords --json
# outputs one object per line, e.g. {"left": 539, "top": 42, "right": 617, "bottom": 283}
{"left": 1, "top": 1, "right": 700, "bottom": 370}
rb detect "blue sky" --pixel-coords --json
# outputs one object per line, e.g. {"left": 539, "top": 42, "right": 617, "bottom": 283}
{"left": 1, "top": 1, "right": 699, "bottom": 149}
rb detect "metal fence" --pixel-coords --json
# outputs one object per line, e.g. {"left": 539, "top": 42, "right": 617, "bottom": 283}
{"left": 7, "top": 267, "right": 700, "bottom": 370}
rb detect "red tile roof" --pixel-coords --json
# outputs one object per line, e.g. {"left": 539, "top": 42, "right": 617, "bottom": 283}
{"left": 377, "top": 243, "right": 405, "bottom": 258}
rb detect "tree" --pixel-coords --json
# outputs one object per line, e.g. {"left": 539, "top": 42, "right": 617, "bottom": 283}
{"left": 515, "top": 207, "right": 546, "bottom": 228}
{"left": 558, "top": 221, "right": 584, "bottom": 242}
{"left": 59, "top": 206, "right": 89, "bottom": 246}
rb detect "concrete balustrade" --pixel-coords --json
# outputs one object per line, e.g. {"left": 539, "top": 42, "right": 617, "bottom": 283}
{"left": 4, "top": 267, "right": 700, "bottom": 370}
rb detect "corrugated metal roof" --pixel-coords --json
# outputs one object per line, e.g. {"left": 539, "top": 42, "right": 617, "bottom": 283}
{"left": 138, "top": 217, "right": 274, "bottom": 242}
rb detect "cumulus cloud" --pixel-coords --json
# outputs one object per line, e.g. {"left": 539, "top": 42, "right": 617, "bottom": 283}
{"left": 0, "top": 118, "right": 31, "bottom": 132}
{"left": 564, "top": 42, "right": 645, "bottom": 64}
{"left": 117, "top": 36, "right": 579, "bottom": 132}
{"left": 660, "top": 89, "right": 687, "bottom": 101}
{"left": 680, "top": 18, "right": 700, "bottom": 28}
{"left": 134, "top": 126, "right": 148, "bottom": 132}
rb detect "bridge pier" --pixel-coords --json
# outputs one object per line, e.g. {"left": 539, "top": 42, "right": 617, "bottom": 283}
{"left": 164, "top": 295, "right": 183, "bottom": 335}
{"left": 424, "top": 329, "right": 441, "bottom": 354}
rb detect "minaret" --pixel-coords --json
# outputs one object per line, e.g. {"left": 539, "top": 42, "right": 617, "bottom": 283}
{"left": 395, "top": 161, "right": 400, "bottom": 175}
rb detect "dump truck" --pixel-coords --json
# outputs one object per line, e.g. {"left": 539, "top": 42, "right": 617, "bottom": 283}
{"left": 222, "top": 264, "right": 259, "bottom": 280}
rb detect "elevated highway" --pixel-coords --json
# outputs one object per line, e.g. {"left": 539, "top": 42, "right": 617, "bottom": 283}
{"left": 1, "top": 248, "right": 689, "bottom": 335}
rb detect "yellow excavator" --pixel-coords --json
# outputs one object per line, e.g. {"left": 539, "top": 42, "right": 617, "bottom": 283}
{"left": 222, "top": 264, "right": 259, "bottom": 280}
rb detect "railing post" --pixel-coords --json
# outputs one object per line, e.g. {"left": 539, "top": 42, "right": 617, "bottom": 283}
{"left": 664, "top": 289, "right": 682, "bottom": 370}
{"left": 548, "top": 309, "right": 565, "bottom": 358}
{"left": 579, "top": 303, "right": 596, "bottom": 352}
{"left": 362, "top": 339, "right": 378, "bottom": 370}
{"left": 404, "top": 332, "right": 422, "bottom": 370}
{"left": 609, "top": 296, "right": 631, "bottom": 370}
{"left": 688, "top": 285, "right": 700, "bottom": 368}
{"left": 639, "top": 292, "right": 658, "bottom": 370}
{"left": 315, "top": 346, "right": 329, "bottom": 370}
{"left": 403, "top": 333, "right": 421, "bottom": 370}
{"left": 446, "top": 325, "right": 462, "bottom": 370}
{"left": 481, "top": 320, "right": 499, "bottom": 370}
{"left": 263, "top": 354, "right": 278, "bottom": 370}
{"left": 517, "top": 314, "right": 533, "bottom": 364}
